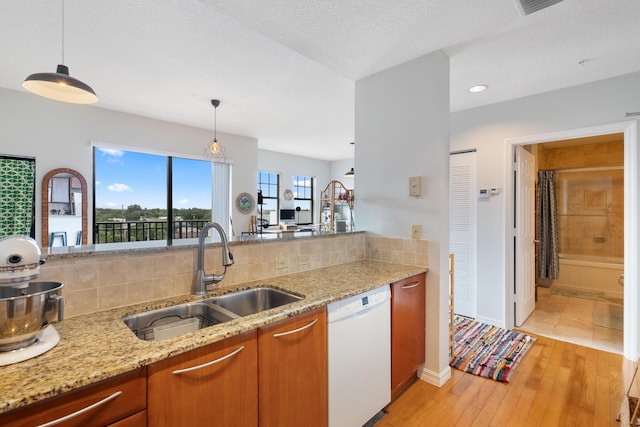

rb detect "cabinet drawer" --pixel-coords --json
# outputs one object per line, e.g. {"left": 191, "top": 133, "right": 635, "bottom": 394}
{"left": 0, "top": 368, "right": 147, "bottom": 427}
{"left": 108, "top": 410, "right": 146, "bottom": 427}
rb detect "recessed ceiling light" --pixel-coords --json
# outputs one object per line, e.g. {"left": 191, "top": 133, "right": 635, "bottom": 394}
{"left": 468, "top": 85, "right": 488, "bottom": 93}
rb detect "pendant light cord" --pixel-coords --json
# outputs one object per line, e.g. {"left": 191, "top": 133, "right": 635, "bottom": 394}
{"left": 61, "top": 0, "right": 65, "bottom": 64}
{"left": 214, "top": 104, "right": 217, "bottom": 141}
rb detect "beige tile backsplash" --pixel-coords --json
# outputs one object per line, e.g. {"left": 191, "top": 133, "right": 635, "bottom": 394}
{"left": 38, "top": 233, "right": 429, "bottom": 318}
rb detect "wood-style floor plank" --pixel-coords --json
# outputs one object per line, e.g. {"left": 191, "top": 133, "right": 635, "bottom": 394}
{"left": 382, "top": 334, "right": 626, "bottom": 427}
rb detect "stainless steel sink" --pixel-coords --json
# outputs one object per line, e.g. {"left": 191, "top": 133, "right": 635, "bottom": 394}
{"left": 124, "top": 287, "right": 302, "bottom": 341}
{"left": 123, "top": 301, "right": 237, "bottom": 341}
{"left": 210, "top": 287, "right": 302, "bottom": 317}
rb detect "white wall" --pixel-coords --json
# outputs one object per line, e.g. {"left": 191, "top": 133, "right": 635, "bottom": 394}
{"left": 355, "top": 51, "right": 451, "bottom": 384}
{"left": 258, "top": 149, "right": 333, "bottom": 223}
{"left": 0, "top": 87, "right": 258, "bottom": 243}
{"left": 450, "top": 72, "right": 640, "bottom": 353}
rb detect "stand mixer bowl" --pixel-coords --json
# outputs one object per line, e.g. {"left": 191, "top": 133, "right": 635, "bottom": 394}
{"left": 0, "top": 236, "right": 64, "bottom": 352}
{"left": 0, "top": 281, "right": 64, "bottom": 351}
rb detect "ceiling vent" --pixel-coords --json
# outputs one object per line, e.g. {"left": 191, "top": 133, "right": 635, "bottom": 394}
{"left": 513, "top": 0, "right": 564, "bottom": 16}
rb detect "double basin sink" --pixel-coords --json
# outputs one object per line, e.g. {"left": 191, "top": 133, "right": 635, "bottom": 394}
{"left": 124, "top": 287, "right": 302, "bottom": 341}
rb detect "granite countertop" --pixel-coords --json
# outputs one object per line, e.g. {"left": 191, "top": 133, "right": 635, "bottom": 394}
{"left": 0, "top": 260, "right": 426, "bottom": 414}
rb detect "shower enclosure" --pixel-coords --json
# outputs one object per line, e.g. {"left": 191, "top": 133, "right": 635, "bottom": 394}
{"left": 552, "top": 166, "right": 624, "bottom": 297}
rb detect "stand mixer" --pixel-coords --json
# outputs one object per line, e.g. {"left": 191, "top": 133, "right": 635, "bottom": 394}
{"left": 0, "top": 236, "right": 64, "bottom": 366}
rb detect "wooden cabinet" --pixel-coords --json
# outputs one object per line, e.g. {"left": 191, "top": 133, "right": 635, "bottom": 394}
{"left": 147, "top": 330, "right": 258, "bottom": 427}
{"left": 0, "top": 368, "right": 146, "bottom": 427}
{"left": 258, "top": 307, "right": 327, "bottom": 427}
{"left": 391, "top": 273, "right": 426, "bottom": 400}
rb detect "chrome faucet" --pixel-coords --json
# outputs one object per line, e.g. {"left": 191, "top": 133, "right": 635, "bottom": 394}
{"left": 193, "top": 222, "right": 234, "bottom": 296}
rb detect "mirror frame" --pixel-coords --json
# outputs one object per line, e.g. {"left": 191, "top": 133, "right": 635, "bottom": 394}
{"left": 42, "top": 168, "right": 88, "bottom": 248}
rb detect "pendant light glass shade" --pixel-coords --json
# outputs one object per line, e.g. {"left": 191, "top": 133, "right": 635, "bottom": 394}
{"left": 23, "top": 64, "right": 98, "bottom": 104}
{"left": 204, "top": 99, "right": 226, "bottom": 162}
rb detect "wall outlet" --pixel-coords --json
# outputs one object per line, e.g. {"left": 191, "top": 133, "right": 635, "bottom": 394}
{"left": 411, "top": 224, "right": 422, "bottom": 239}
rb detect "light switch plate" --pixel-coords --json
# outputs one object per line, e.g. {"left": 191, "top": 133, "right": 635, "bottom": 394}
{"left": 409, "top": 176, "right": 421, "bottom": 196}
{"left": 411, "top": 224, "right": 422, "bottom": 239}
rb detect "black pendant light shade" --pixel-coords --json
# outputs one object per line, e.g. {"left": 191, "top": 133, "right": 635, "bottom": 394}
{"left": 344, "top": 141, "right": 355, "bottom": 177}
{"left": 23, "top": 64, "right": 98, "bottom": 104}
{"left": 22, "top": 0, "right": 97, "bottom": 104}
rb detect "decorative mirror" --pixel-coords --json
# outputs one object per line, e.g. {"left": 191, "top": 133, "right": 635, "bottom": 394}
{"left": 42, "top": 168, "right": 87, "bottom": 248}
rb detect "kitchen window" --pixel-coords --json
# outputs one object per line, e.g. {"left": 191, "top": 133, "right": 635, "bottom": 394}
{"left": 93, "top": 146, "right": 230, "bottom": 244}
{"left": 257, "top": 171, "right": 279, "bottom": 226}
{"left": 293, "top": 175, "right": 313, "bottom": 224}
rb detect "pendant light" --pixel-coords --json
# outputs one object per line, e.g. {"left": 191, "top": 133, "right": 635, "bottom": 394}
{"left": 22, "top": 0, "right": 98, "bottom": 104}
{"left": 204, "top": 99, "right": 226, "bottom": 162}
{"left": 344, "top": 142, "right": 355, "bottom": 177}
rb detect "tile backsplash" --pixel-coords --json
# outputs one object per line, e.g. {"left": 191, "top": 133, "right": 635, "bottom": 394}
{"left": 38, "top": 233, "right": 428, "bottom": 318}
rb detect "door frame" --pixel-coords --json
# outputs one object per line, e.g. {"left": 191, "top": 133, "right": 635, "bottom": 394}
{"left": 504, "top": 120, "right": 638, "bottom": 361}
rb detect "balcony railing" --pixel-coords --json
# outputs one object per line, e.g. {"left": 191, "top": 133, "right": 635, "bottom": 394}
{"left": 95, "top": 220, "right": 209, "bottom": 244}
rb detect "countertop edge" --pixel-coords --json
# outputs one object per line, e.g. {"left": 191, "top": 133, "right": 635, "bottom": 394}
{"left": 0, "top": 260, "right": 427, "bottom": 414}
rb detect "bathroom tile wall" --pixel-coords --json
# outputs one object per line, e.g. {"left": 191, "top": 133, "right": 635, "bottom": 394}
{"left": 538, "top": 138, "right": 624, "bottom": 259}
{"left": 39, "top": 233, "right": 429, "bottom": 318}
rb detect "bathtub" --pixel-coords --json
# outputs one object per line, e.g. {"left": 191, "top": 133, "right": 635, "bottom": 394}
{"left": 541, "top": 254, "right": 624, "bottom": 300}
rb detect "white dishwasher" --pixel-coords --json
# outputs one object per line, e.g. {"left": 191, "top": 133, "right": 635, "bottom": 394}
{"left": 328, "top": 285, "right": 391, "bottom": 427}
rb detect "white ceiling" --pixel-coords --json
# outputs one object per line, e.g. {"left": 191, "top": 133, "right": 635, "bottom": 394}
{"left": 1, "top": 0, "right": 639, "bottom": 161}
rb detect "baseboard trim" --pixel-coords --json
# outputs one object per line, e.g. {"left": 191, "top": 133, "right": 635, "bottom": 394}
{"left": 419, "top": 365, "right": 451, "bottom": 387}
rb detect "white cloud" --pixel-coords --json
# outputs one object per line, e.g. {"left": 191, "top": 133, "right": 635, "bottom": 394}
{"left": 177, "top": 198, "right": 189, "bottom": 205}
{"left": 107, "top": 183, "right": 133, "bottom": 192}
{"left": 95, "top": 181, "right": 101, "bottom": 186}
{"left": 98, "top": 148, "right": 125, "bottom": 164}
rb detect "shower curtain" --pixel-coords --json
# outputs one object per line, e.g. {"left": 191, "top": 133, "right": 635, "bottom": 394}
{"left": 0, "top": 157, "right": 36, "bottom": 238}
{"left": 537, "top": 170, "right": 559, "bottom": 280}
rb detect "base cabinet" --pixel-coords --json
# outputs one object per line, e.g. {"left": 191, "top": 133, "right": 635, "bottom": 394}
{"left": 391, "top": 273, "right": 426, "bottom": 399}
{"left": 147, "top": 330, "right": 258, "bottom": 427}
{"left": 0, "top": 368, "right": 147, "bottom": 427}
{"left": 258, "top": 307, "right": 327, "bottom": 427}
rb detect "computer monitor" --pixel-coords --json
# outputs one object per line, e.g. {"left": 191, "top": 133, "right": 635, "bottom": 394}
{"left": 279, "top": 209, "right": 296, "bottom": 221}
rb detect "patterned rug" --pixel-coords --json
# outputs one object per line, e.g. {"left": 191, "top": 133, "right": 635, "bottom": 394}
{"left": 450, "top": 315, "right": 536, "bottom": 383}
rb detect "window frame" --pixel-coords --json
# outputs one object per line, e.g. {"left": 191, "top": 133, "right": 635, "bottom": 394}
{"left": 93, "top": 145, "right": 229, "bottom": 244}
{"left": 257, "top": 171, "right": 280, "bottom": 226}
{"left": 293, "top": 175, "right": 314, "bottom": 225}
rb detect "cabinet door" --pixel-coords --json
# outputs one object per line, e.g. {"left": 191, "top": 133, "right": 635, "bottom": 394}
{"left": 391, "top": 273, "right": 426, "bottom": 399}
{"left": 258, "top": 307, "right": 327, "bottom": 427}
{"left": 148, "top": 330, "right": 258, "bottom": 427}
{"left": 0, "top": 368, "right": 146, "bottom": 427}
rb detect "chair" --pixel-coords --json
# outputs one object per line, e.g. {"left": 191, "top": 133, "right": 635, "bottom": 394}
{"left": 49, "top": 232, "right": 67, "bottom": 247}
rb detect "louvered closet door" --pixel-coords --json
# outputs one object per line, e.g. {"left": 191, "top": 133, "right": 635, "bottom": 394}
{"left": 450, "top": 151, "right": 477, "bottom": 318}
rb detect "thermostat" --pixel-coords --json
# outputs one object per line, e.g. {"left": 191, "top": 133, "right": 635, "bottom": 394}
{"left": 478, "top": 188, "right": 490, "bottom": 200}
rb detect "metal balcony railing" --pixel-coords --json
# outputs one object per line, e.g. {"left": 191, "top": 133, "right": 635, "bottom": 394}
{"left": 94, "top": 220, "right": 209, "bottom": 244}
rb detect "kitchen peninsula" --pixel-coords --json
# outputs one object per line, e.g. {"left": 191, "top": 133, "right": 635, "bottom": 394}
{"left": 0, "top": 231, "right": 428, "bottom": 426}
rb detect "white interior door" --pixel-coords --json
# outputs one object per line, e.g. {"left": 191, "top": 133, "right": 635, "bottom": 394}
{"left": 450, "top": 151, "right": 477, "bottom": 318}
{"left": 514, "top": 146, "right": 536, "bottom": 326}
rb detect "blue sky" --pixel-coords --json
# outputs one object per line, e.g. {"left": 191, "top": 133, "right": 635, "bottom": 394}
{"left": 95, "top": 148, "right": 212, "bottom": 210}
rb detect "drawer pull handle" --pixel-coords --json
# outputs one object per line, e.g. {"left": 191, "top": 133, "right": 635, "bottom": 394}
{"left": 172, "top": 345, "right": 245, "bottom": 375}
{"left": 37, "top": 391, "right": 123, "bottom": 427}
{"left": 273, "top": 318, "right": 318, "bottom": 337}
{"left": 402, "top": 282, "right": 421, "bottom": 289}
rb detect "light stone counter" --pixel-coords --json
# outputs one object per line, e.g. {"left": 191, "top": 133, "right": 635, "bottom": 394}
{"left": 0, "top": 260, "right": 426, "bottom": 414}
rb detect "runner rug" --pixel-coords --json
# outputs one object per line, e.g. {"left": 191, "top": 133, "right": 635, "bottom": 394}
{"left": 450, "top": 315, "right": 536, "bottom": 383}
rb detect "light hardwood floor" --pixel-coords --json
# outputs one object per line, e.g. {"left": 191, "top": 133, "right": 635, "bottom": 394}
{"left": 379, "top": 334, "right": 628, "bottom": 427}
